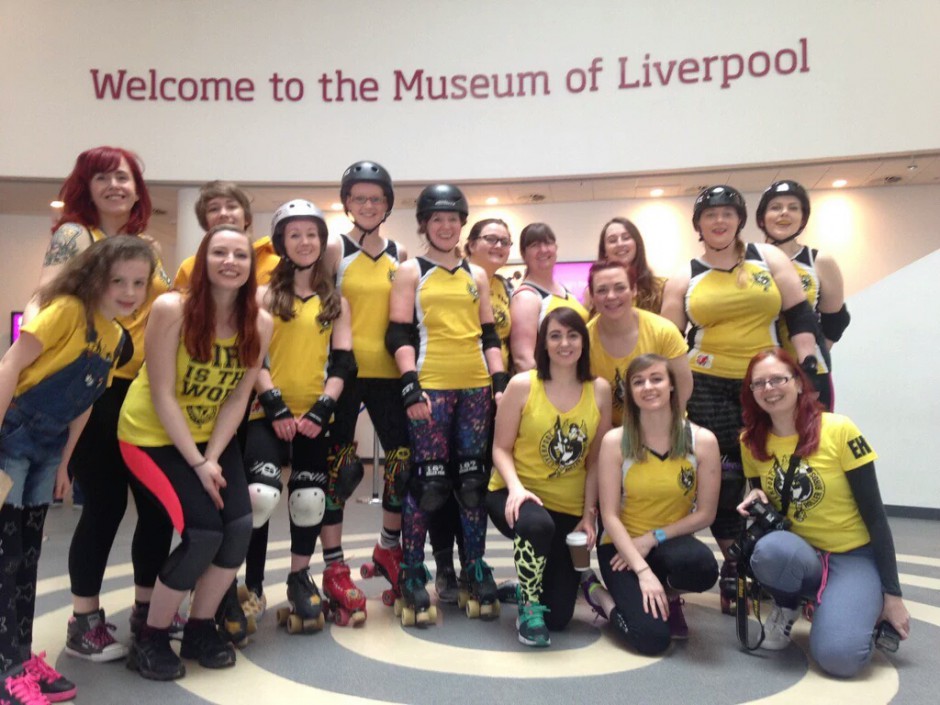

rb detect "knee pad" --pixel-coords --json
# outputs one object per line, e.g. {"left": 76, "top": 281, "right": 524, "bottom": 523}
{"left": 385, "top": 446, "right": 411, "bottom": 510}
{"left": 329, "top": 443, "right": 364, "bottom": 504}
{"left": 409, "top": 461, "right": 452, "bottom": 513}
{"left": 161, "top": 527, "right": 223, "bottom": 591}
{"left": 289, "top": 487, "right": 326, "bottom": 528}
{"left": 247, "top": 460, "right": 283, "bottom": 528}
{"left": 454, "top": 457, "right": 488, "bottom": 509}
{"left": 214, "top": 513, "right": 253, "bottom": 569}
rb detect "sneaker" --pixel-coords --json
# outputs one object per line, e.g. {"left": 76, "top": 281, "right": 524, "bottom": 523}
{"left": 434, "top": 566, "right": 458, "bottom": 604}
{"left": 1, "top": 665, "right": 50, "bottom": 705}
{"left": 667, "top": 597, "right": 688, "bottom": 640}
{"left": 497, "top": 580, "right": 519, "bottom": 604}
{"left": 516, "top": 603, "right": 551, "bottom": 647}
{"left": 180, "top": 618, "right": 236, "bottom": 669}
{"left": 760, "top": 604, "right": 800, "bottom": 651}
{"left": 130, "top": 604, "right": 187, "bottom": 638}
{"left": 22, "top": 653, "right": 75, "bottom": 703}
{"left": 580, "top": 572, "right": 608, "bottom": 619}
{"left": 65, "top": 609, "right": 128, "bottom": 662}
{"left": 126, "top": 627, "right": 184, "bottom": 681}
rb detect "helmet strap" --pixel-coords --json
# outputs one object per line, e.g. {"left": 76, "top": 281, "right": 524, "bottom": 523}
{"left": 764, "top": 232, "right": 801, "bottom": 245}
{"left": 699, "top": 233, "right": 738, "bottom": 252}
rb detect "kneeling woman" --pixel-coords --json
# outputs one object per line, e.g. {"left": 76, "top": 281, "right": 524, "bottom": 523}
{"left": 597, "top": 354, "right": 719, "bottom": 655}
{"left": 488, "top": 307, "right": 612, "bottom": 647}
{"left": 118, "top": 225, "right": 272, "bottom": 680}
{"left": 738, "top": 349, "right": 909, "bottom": 677}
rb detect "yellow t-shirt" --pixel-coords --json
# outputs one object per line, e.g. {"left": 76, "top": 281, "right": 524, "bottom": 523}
{"left": 588, "top": 309, "right": 688, "bottom": 426}
{"left": 741, "top": 413, "right": 878, "bottom": 553}
{"left": 489, "top": 371, "right": 600, "bottom": 516}
{"left": 173, "top": 236, "right": 279, "bottom": 291}
{"left": 16, "top": 295, "right": 123, "bottom": 396}
{"left": 248, "top": 295, "right": 331, "bottom": 420}
{"left": 118, "top": 334, "right": 247, "bottom": 446}
{"left": 490, "top": 275, "right": 512, "bottom": 372}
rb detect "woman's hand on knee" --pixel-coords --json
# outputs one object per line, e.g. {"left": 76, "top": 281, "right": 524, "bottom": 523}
{"left": 505, "top": 486, "right": 542, "bottom": 529}
{"left": 737, "top": 488, "right": 769, "bottom": 516}
{"left": 881, "top": 594, "right": 911, "bottom": 640}
{"left": 195, "top": 459, "right": 226, "bottom": 510}
{"left": 638, "top": 570, "right": 669, "bottom": 621}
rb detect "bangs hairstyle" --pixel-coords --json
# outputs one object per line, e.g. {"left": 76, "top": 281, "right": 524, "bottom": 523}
{"left": 740, "top": 348, "right": 822, "bottom": 461}
{"left": 620, "top": 354, "right": 690, "bottom": 462}
{"left": 597, "top": 218, "right": 662, "bottom": 311}
{"left": 587, "top": 259, "right": 633, "bottom": 295}
{"left": 55, "top": 146, "right": 152, "bottom": 235}
{"left": 463, "top": 218, "right": 510, "bottom": 257}
{"left": 183, "top": 225, "right": 261, "bottom": 366}
{"left": 37, "top": 235, "right": 156, "bottom": 330}
{"left": 534, "top": 307, "right": 592, "bottom": 382}
{"left": 194, "top": 181, "right": 253, "bottom": 231}
{"left": 518, "top": 222, "right": 556, "bottom": 259}
{"left": 267, "top": 217, "right": 341, "bottom": 325}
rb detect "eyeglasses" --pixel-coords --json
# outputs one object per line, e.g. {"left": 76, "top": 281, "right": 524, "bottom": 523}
{"left": 350, "top": 196, "right": 386, "bottom": 206}
{"left": 748, "top": 375, "right": 793, "bottom": 391}
{"left": 480, "top": 234, "right": 513, "bottom": 248}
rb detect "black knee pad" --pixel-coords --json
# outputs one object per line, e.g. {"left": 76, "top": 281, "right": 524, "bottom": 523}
{"left": 161, "top": 527, "right": 223, "bottom": 591}
{"left": 214, "top": 513, "right": 253, "bottom": 569}
{"left": 454, "top": 457, "right": 488, "bottom": 509}
{"left": 383, "top": 446, "right": 410, "bottom": 513}
{"left": 329, "top": 443, "right": 364, "bottom": 504}
{"left": 410, "top": 461, "right": 452, "bottom": 512}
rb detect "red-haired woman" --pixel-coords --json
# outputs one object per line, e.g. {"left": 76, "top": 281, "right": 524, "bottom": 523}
{"left": 596, "top": 218, "right": 666, "bottom": 313}
{"left": 738, "top": 349, "right": 909, "bottom": 677}
{"left": 117, "top": 225, "right": 272, "bottom": 680}
{"left": 24, "top": 147, "right": 174, "bottom": 664}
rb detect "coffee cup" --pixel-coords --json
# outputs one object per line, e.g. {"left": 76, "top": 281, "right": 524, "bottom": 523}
{"left": 566, "top": 531, "right": 591, "bottom": 571}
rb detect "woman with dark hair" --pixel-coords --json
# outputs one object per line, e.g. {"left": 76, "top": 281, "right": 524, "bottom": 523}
{"left": 756, "top": 180, "right": 848, "bottom": 410}
{"left": 596, "top": 354, "right": 719, "bottom": 654}
{"left": 660, "top": 185, "right": 818, "bottom": 614}
{"left": 117, "top": 225, "right": 272, "bottom": 680}
{"left": 386, "top": 185, "right": 507, "bottom": 626}
{"left": 596, "top": 217, "right": 666, "bottom": 313}
{"left": 23, "top": 147, "right": 174, "bottom": 665}
{"left": 738, "top": 348, "right": 909, "bottom": 677}
{"left": 0, "top": 236, "right": 155, "bottom": 703}
{"left": 428, "top": 217, "right": 514, "bottom": 602}
{"left": 510, "top": 223, "right": 588, "bottom": 372}
{"left": 487, "top": 307, "right": 612, "bottom": 647}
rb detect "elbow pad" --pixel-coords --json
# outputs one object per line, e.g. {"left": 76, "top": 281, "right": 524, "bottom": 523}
{"left": 820, "top": 304, "right": 851, "bottom": 342}
{"left": 481, "top": 322, "right": 501, "bottom": 351}
{"left": 385, "top": 321, "right": 417, "bottom": 356}
{"left": 326, "top": 349, "right": 358, "bottom": 384}
{"left": 782, "top": 299, "right": 818, "bottom": 337}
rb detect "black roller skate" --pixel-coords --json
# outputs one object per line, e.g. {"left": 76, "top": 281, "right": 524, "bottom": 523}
{"left": 216, "top": 580, "right": 255, "bottom": 647}
{"left": 277, "top": 568, "right": 326, "bottom": 634}
{"left": 458, "top": 558, "right": 500, "bottom": 620}
{"left": 395, "top": 563, "right": 437, "bottom": 627}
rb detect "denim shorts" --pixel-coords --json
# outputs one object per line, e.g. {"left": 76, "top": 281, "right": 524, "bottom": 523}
{"left": 0, "top": 409, "right": 67, "bottom": 507}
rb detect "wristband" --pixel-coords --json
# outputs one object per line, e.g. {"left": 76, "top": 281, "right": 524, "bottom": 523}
{"left": 491, "top": 371, "right": 510, "bottom": 395}
{"left": 800, "top": 355, "right": 818, "bottom": 377}
{"left": 653, "top": 528, "right": 667, "bottom": 545}
{"left": 400, "top": 371, "right": 425, "bottom": 409}
{"left": 258, "top": 388, "right": 292, "bottom": 424}
{"left": 192, "top": 458, "right": 209, "bottom": 469}
{"left": 635, "top": 565, "right": 651, "bottom": 575}
{"left": 304, "top": 394, "right": 337, "bottom": 427}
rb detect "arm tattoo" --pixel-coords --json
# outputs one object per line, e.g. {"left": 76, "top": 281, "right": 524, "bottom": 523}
{"left": 43, "top": 225, "right": 86, "bottom": 266}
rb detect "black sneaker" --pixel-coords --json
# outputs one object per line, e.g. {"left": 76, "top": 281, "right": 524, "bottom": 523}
{"left": 65, "top": 609, "right": 127, "bottom": 662}
{"left": 1, "top": 663, "right": 49, "bottom": 705}
{"left": 180, "top": 619, "right": 236, "bottom": 669}
{"left": 126, "top": 627, "right": 184, "bottom": 681}
{"left": 22, "top": 652, "right": 76, "bottom": 702}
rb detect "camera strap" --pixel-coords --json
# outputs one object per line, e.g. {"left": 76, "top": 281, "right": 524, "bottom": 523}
{"left": 778, "top": 453, "right": 802, "bottom": 518}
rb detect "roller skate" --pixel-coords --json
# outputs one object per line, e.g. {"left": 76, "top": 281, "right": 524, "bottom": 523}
{"left": 322, "top": 561, "right": 367, "bottom": 626}
{"left": 395, "top": 563, "right": 437, "bottom": 627}
{"left": 216, "top": 580, "right": 256, "bottom": 647}
{"left": 458, "top": 558, "right": 500, "bottom": 620}
{"left": 237, "top": 584, "right": 267, "bottom": 623}
{"left": 434, "top": 565, "right": 459, "bottom": 604}
{"left": 276, "top": 568, "right": 326, "bottom": 634}
{"left": 360, "top": 543, "right": 403, "bottom": 607}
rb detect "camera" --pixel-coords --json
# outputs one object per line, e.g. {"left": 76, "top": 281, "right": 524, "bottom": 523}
{"left": 729, "top": 500, "right": 791, "bottom": 563}
{"left": 874, "top": 620, "right": 901, "bottom": 653}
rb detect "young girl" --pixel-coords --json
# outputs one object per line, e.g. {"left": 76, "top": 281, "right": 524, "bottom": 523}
{"left": 0, "top": 236, "right": 155, "bottom": 704}
{"left": 243, "top": 200, "right": 361, "bottom": 629}
{"left": 117, "top": 225, "right": 272, "bottom": 681}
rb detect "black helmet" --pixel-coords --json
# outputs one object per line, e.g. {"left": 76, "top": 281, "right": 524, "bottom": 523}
{"left": 270, "top": 199, "right": 328, "bottom": 258}
{"left": 416, "top": 184, "right": 469, "bottom": 224}
{"left": 692, "top": 185, "right": 747, "bottom": 234}
{"left": 756, "top": 180, "right": 810, "bottom": 239}
{"left": 340, "top": 160, "right": 394, "bottom": 215}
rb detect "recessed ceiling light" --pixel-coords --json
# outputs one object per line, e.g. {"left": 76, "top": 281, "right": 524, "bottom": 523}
{"left": 832, "top": 179, "right": 847, "bottom": 188}
{"left": 330, "top": 202, "right": 343, "bottom": 211}
{"left": 50, "top": 200, "right": 64, "bottom": 208}
{"left": 485, "top": 197, "right": 498, "bottom": 205}
{"left": 650, "top": 188, "right": 664, "bottom": 197}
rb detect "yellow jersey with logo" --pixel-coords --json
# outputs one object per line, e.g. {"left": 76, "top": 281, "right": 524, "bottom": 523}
{"left": 685, "top": 243, "right": 781, "bottom": 380}
{"left": 588, "top": 309, "right": 688, "bottom": 426}
{"left": 741, "top": 413, "right": 878, "bottom": 553}
{"left": 16, "top": 295, "right": 123, "bottom": 396}
{"left": 335, "top": 235, "right": 401, "bottom": 379}
{"left": 490, "top": 274, "right": 513, "bottom": 371}
{"left": 514, "top": 280, "right": 589, "bottom": 325}
{"left": 118, "top": 334, "right": 247, "bottom": 446}
{"left": 414, "top": 258, "right": 489, "bottom": 390}
{"left": 173, "top": 236, "right": 279, "bottom": 291}
{"left": 248, "top": 295, "right": 331, "bottom": 421}
{"left": 778, "top": 246, "right": 829, "bottom": 374}
{"left": 489, "top": 371, "right": 600, "bottom": 516}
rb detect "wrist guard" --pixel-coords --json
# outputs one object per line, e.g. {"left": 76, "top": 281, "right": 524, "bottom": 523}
{"left": 258, "top": 388, "right": 291, "bottom": 423}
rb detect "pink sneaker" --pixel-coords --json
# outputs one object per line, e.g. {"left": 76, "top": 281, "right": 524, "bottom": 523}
{"left": 1, "top": 666, "right": 50, "bottom": 705}
{"left": 23, "top": 653, "right": 75, "bottom": 703}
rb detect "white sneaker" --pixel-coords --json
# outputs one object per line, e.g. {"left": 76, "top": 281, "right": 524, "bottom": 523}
{"left": 760, "top": 604, "right": 800, "bottom": 650}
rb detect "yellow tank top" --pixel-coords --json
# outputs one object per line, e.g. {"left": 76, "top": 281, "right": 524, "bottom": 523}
{"left": 118, "top": 334, "right": 247, "bottom": 445}
{"left": 414, "top": 258, "right": 490, "bottom": 390}
{"left": 778, "top": 246, "right": 829, "bottom": 374}
{"left": 489, "top": 371, "right": 600, "bottom": 516}
{"left": 490, "top": 274, "right": 513, "bottom": 372}
{"left": 248, "top": 295, "right": 331, "bottom": 420}
{"left": 685, "top": 243, "right": 781, "bottom": 379}
{"left": 514, "top": 280, "right": 589, "bottom": 325}
{"left": 335, "top": 235, "right": 401, "bottom": 379}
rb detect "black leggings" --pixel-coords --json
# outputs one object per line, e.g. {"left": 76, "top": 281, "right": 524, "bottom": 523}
{"left": 486, "top": 489, "right": 580, "bottom": 631}
{"left": 598, "top": 535, "right": 718, "bottom": 655}
{"left": 67, "top": 379, "right": 174, "bottom": 597}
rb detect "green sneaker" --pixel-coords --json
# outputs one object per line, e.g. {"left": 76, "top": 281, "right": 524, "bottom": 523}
{"left": 516, "top": 603, "right": 551, "bottom": 647}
